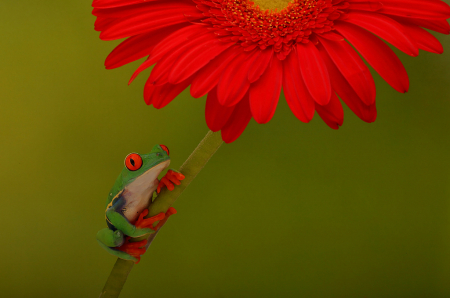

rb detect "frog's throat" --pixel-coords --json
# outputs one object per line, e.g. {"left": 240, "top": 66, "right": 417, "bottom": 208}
{"left": 252, "top": 0, "right": 293, "bottom": 11}
{"left": 127, "top": 159, "right": 170, "bottom": 190}
{"left": 122, "top": 159, "right": 170, "bottom": 223}
{"left": 108, "top": 159, "right": 170, "bottom": 203}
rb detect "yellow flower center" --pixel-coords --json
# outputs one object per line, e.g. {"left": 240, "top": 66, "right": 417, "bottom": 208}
{"left": 251, "top": 0, "right": 293, "bottom": 11}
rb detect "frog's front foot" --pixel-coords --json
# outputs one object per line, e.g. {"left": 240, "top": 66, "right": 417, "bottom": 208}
{"left": 135, "top": 208, "right": 177, "bottom": 232}
{"left": 157, "top": 169, "right": 185, "bottom": 193}
{"left": 116, "top": 237, "right": 148, "bottom": 264}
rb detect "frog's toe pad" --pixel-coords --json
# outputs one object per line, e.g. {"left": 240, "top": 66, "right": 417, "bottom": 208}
{"left": 117, "top": 238, "right": 148, "bottom": 264}
{"left": 152, "top": 207, "right": 177, "bottom": 231}
{"left": 157, "top": 177, "right": 174, "bottom": 193}
{"left": 157, "top": 170, "right": 185, "bottom": 193}
{"left": 135, "top": 211, "right": 165, "bottom": 229}
{"left": 168, "top": 170, "right": 185, "bottom": 181}
{"left": 167, "top": 207, "right": 177, "bottom": 216}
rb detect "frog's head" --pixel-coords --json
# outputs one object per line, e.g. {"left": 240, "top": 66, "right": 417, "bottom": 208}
{"left": 117, "top": 144, "right": 171, "bottom": 190}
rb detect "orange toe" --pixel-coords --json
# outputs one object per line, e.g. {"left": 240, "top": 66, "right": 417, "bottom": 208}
{"left": 117, "top": 237, "right": 147, "bottom": 263}
{"left": 168, "top": 170, "right": 185, "bottom": 181}
{"left": 135, "top": 210, "right": 165, "bottom": 229}
{"left": 165, "top": 172, "right": 181, "bottom": 185}
{"left": 152, "top": 207, "right": 177, "bottom": 230}
{"left": 141, "top": 214, "right": 165, "bottom": 229}
{"left": 162, "top": 177, "right": 175, "bottom": 191}
{"left": 166, "top": 207, "right": 177, "bottom": 216}
{"left": 157, "top": 171, "right": 184, "bottom": 193}
{"left": 157, "top": 177, "right": 173, "bottom": 193}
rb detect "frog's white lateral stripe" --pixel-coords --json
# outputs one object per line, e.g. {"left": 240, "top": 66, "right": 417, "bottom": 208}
{"left": 106, "top": 189, "right": 124, "bottom": 212}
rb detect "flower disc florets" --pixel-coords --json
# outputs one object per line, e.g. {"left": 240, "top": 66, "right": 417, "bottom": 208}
{"left": 199, "top": 0, "right": 340, "bottom": 58}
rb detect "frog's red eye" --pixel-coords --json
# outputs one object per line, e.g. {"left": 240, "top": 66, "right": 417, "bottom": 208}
{"left": 125, "top": 153, "right": 142, "bottom": 171}
{"left": 159, "top": 144, "right": 169, "bottom": 155}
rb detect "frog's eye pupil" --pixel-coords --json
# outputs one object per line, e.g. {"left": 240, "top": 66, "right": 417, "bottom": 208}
{"left": 124, "top": 153, "right": 142, "bottom": 171}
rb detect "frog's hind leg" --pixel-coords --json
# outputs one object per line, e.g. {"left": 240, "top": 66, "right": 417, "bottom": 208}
{"left": 97, "top": 239, "right": 139, "bottom": 262}
{"left": 96, "top": 228, "right": 139, "bottom": 262}
{"left": 96, "top": 227, "right": 124, "bottom": 247}
{"left": 116, "top": 237, "right": 148, "bottom": 264}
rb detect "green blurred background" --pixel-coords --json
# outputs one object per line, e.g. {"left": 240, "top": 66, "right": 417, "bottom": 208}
{"left": 1, "top": 1, "right": 450, "bottom": 297}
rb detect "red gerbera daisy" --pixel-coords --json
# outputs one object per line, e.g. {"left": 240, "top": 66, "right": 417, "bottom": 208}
{"left": 93, "top": 0, "right": 450, "bottom": 143}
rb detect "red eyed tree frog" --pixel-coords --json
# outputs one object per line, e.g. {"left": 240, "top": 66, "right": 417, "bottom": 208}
{"left": 96, "top": 144, "right": 185, "bottom": 263}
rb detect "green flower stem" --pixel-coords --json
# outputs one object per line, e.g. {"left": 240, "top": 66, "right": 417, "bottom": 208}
{"left": 100, "top": 130, "right": 224, "bottom": 298}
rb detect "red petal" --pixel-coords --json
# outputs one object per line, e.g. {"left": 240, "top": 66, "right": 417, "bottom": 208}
{"left": 190, "top": 46, "right": 241, "bottom": 98}
{"left": 318, "top": 31, "right": 345, "bottom": 42}
{"left": 248, "top": 49, "right": 273, "bottom": 83}
{"left": 296, "top": 42, "right": 332, "bottom": 106}
{"left": 205, "top": 88, "right": 236, "bottom": 131}
{"left": 145, "top": 78, "right": 192, "bottom": 109}
{"left": 93, "top": 0, "right": 159, "bottom": 8}
{"left": 94, "top": 17, "right": 117, "bottom": 32}
{"left": 335, "top": 21, "right": 409, "bottom": 93}
{"left": 129, "top": 56, "right": 158, "bottom": 85}
{"left": 315, "top": 93, "right": 344, "bottom": 129}
{"left": 317, "top": 44, "right": 377, "bottom": 123}
{"left": 221, "top": 95, "right": 252, "bottom": 143}
{"left": 168, "top": 40, "right": 234, "bottom": 84}
{"left": 99, "top": 3, "right": 202, "bottom": 40}
{"left": 143, "top": 79, "right": 155, "bottom": 105}
{"left": 318, "top": 37, "right": 376, "bottom": 106}
{"left": 148, "top": 33, "right": 216, "bottom": 85}
{"left": 282, "top": 50, "right": 315, "bottom": 123}
{"left": 249, "top": 57, "right": 283, "bottom": 124}
{"left": 345, "top": 11, "right": 419, "bottom": 56}
{"left": 348, "top": 1, "right": 383, "bottom": 12}
{"left": 93, "top": 2, "right": 164, "bottom": 18}
{"left": 128, "top": 25, "right": 207, "bottom": 84}
{"left": 217, "top": 50, "right": 259, "bottom": 107}
{"left": 378, "top": 0, "right": 450, "bottom": 20}
{"left": 390, "top": 16, "right": 450, "bottom": 35}
{"left": 105, "top": 23, "right": 186, "bottom": 69}
{"left": 395, "top": 21, "right": 444, "bottom": 54}
{"left": 150, "top": 25, "right": 207, "bottom": 62}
